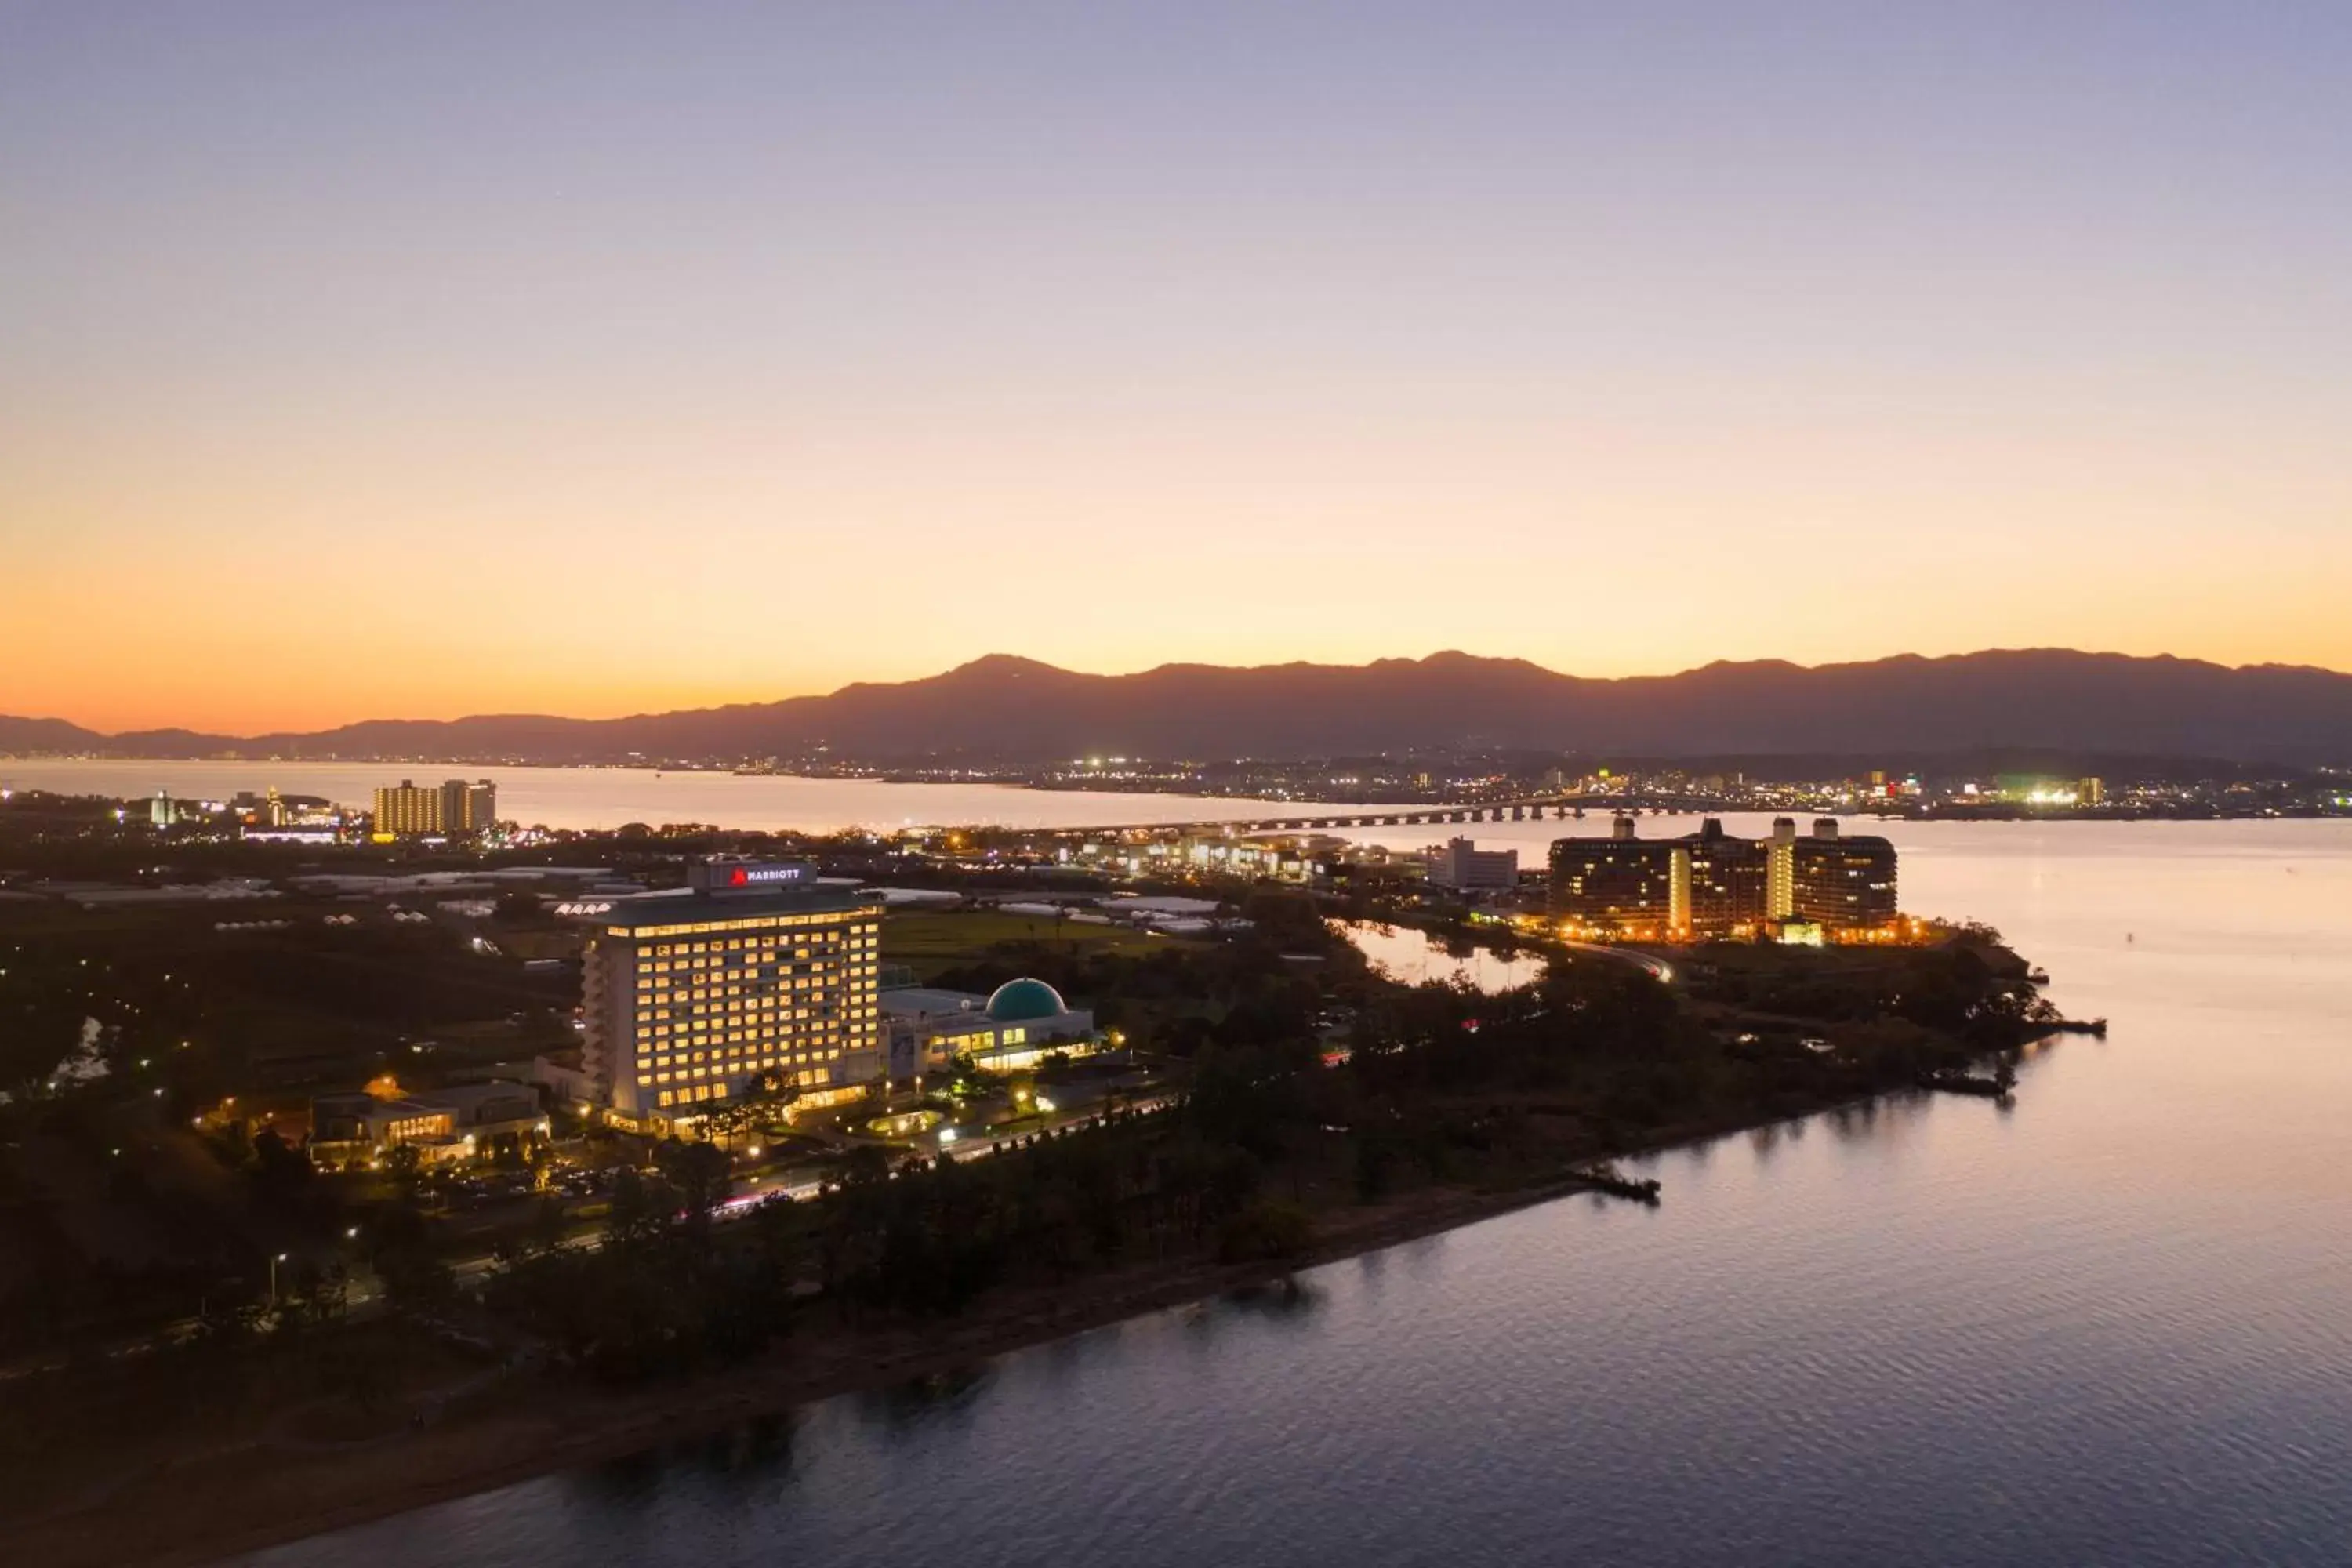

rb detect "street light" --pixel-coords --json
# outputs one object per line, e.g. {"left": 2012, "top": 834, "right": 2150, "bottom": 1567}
{"left": 269, "top": 1252, "right": 288, "bottom": 1305}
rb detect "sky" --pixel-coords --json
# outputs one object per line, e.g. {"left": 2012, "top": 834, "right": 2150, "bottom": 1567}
{"left": 4, "top": 2, "right": 2350, "bottom": 734}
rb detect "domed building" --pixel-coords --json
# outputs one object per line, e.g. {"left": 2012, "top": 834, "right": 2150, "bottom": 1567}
{"left": 985, "top": 977, "right": 1067, "bottom": 1023}
{"left": 877, "top": 975, "right": 1098, "bottom": 1076}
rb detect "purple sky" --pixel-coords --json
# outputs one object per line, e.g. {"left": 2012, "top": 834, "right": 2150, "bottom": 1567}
{"left": 4, "top": 2, "right": 2349, "bottom": 729}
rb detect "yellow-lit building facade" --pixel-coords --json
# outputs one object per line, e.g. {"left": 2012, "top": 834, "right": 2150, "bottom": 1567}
{"left": 371, "top": 777, "right": 497, "bottom": 839}
{"left": 581, "top": 861, "right": 884, "bottom": 1122}
{"left": 1555, "top": 815, "right": 1897, "bottom": 940}
{"left": 372, "top": 779, "right": 442, "bottom": 837}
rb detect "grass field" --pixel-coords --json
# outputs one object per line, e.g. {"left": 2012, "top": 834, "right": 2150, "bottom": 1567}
{"left": 882, "top": 909, "right": 1185, "bottom": 968}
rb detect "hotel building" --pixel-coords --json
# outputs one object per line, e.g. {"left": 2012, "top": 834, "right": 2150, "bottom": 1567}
{"left": 580, "top": 860, "right": 884, "bottom": 1122}
{"left": 1552, "top": 816, "right": 1897, "bottom": 939}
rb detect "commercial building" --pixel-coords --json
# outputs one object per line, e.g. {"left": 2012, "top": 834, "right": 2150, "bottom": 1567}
{"left": 370, "top": 777, "right": 498, "bottom": 839}
{"left": 579, "top": 859, "right": 884, "bottom": 1123}
{"left": 879, "top": 978, "right": 1098, "bottom": 1078}
{"left": 1425, "top": 837, "right": 1519, "bottom": 892}
{"left": 1552, "top": 815, "right": 1897, "bottom": 939}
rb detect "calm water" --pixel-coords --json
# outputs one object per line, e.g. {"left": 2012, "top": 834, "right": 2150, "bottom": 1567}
{"left": 245, "top": 819, "right": 2352, "bottom": 1566}
{"left": 0, "top": 759, "right": 1367, "bottom": 833}
{"left": 1338, "top": 919, "right": 1548, "bottom": 993}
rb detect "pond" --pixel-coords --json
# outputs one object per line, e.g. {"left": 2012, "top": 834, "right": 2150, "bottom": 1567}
{"left": 1331, "top": 919, "right": 1547, "bottom": 993}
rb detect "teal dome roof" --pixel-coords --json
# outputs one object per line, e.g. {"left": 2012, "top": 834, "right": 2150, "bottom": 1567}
{"left": 986, "top": 978, "right": 1067, "bottom": 1022}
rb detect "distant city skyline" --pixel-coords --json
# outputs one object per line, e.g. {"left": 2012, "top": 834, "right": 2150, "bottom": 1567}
{"left": 6, "top": 3, "right": 2350, "bottom": 731}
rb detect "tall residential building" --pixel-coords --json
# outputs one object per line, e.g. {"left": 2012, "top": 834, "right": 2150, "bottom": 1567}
{"left": 1788, "top": 817, "right": 1898, "bottom": 930}
{"left": 1556, "top": 815, "right": 1897, "bottom": 939}
{"left": 580, "top": 859, "right": 885, "bottom": 1123}
{"left": 372, "top": 779, "right": 441, "bottom": 837}
{"left": 372, "top": 777, "right": 497, "bottom": 838}
{"left": 1548, "top": 815, "right": 1677, "bottom": 934}
{"left": 441, "top": 778, "right": 497, "bottom": 834}
{"left": 1668, "top": 818, "right": 1766, "bottom": 937}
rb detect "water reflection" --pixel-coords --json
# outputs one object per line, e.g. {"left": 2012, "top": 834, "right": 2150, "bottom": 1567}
{"left": 1217, "top": 1276, "right": 1322, "bottom": 1323}
{"left": 1333, "top": 920, "right": 1546, "bottom": 993}
{"left": 859, "top": 1364, "right": 996, "bottom": 1430}
{"left": 241, "top": 822, "right": 2352, "bottom": 1568}
{"left": 577, "top": 1410, "right": 798, "bottom": 1504}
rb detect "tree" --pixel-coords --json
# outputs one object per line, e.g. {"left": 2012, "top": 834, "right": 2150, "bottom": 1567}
{"left": 602, "top": 1166, "right": 670, "bottom": 1250}
{"left": 654, "top": 1138, "right": 732, "bottom": 1232}
{"left": 1217, "top": 1198, "right": 1313, "bottom": 1263}
{"left": 250, "top": 1127, "right": 313, "bottom": 1205}
{"left": 703, "top": 1073, "right": 800, "bottom": 1142}
{"left": 383, "top": 1142, "right": 423, "bottom": 1193}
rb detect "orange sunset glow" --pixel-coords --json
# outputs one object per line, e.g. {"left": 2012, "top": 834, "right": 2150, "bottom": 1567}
{"left": 5, "top": 5, "right": 2350, "bottom": 735}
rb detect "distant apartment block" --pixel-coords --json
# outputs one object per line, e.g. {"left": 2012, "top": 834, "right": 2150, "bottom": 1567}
{"left": 1425, "top": 836, "right": 1520, "bottom": 891}
{"left": 371, "top": 777, "right": 497, "bottom": 839}
{"left": 1550, "top": 815, "right": 1896, "bottom": 939}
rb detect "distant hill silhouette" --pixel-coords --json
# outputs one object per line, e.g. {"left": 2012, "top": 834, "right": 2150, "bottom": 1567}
{"left": 5, "top": 650, "right": 2350, "bottom": 767}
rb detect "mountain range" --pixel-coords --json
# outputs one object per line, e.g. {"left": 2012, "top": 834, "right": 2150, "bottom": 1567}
{"left": 5, "top": 650, "right": 2350, "bottom": 767}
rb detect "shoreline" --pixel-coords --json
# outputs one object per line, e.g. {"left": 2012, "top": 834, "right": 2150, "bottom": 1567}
{"left": 13, "top": 1098, "right": 1859, "bottom": 1568}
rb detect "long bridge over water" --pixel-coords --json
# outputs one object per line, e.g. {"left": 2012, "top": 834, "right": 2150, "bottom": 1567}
{"left": 1037, "top": 796, "right": 1711, "bottom": 840}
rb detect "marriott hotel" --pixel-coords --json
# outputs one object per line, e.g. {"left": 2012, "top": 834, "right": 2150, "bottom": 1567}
{"left": 581, "top": 860, "right": 884, "bottom": 1122}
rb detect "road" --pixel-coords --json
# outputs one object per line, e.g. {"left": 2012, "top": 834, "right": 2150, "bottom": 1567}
{"left": 1557, "top": 939, "right": 1676, "bottom": 983}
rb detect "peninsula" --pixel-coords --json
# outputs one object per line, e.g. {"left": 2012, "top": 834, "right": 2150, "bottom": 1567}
{"left": 0, "top": 837, "right": 2078, "bottom": 1566}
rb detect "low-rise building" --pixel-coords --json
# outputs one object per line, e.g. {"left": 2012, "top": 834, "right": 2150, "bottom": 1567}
{"left": 880, "top": 978, "right": 1097, "bottom": 1077}
{"left": 309, "top": 1078, "right": 550, "bottom": 1164}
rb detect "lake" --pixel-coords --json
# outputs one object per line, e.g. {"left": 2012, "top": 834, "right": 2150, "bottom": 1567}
{"left": 242, "top": 818, "right": 2352, "bottom": 1566}
{"left": 0, "top": 759, "right": 1370, "bottom": 835}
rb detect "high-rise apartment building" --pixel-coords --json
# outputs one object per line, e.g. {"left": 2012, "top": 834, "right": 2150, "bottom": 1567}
{"left": 1555, "top": 816, "right": 1897, "bottom": 939}
{"left": 441, "top": 778, "right": 497, "bottom": 834}
{"left": 1780, "top": 817, "right": 1898, "bottom": 931}
{"left": 371, "top": 777, "right": 497, "bottom": 838}
{"left": 580, "top": 860, "right": 885, "bottom": 1123}
{"left": 1669, "top": 819, "right": 1767, "bottom": 936}
{"left": 1548, "top": 816, "right": 1677, "bottom": 934}
{"left": 372, "top": 779, "right": 442, "bottom": 837}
